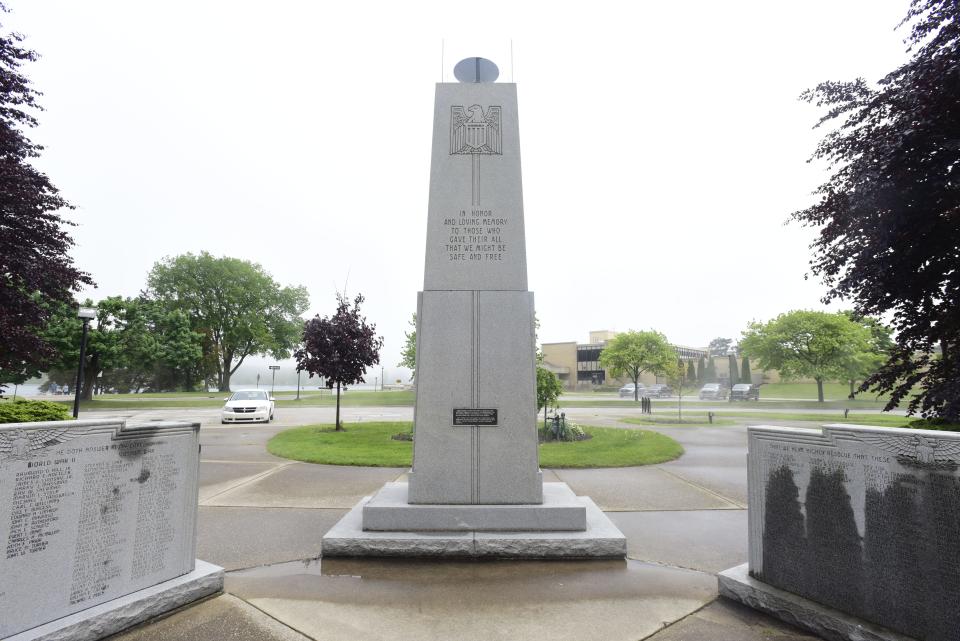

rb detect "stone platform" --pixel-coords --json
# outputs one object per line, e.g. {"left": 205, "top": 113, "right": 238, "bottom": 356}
{"left": 363, "top": 482, "right": 586, "bottom": 531}
{"left": 719, "top": 564, "right": 917, "bottom": 641}
{"left": 323, "top": 485, "right": 626, "bottom": 559}
{"left": 6, "top": 560, "right": 224, "bottom": 641}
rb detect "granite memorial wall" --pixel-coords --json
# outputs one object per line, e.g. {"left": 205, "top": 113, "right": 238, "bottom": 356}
{"left": 744, "top": 424, "right": 960, "bottom": 641}
{"left": 0, "top": 419, "right": 207, "bottom": 639}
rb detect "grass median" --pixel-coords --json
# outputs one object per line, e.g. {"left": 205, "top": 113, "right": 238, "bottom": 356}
{"left": 621, "top": 410, "right": 956, "bottom": 429}
{"left": 267, "top": 421, "right": 683, "bottom": 468}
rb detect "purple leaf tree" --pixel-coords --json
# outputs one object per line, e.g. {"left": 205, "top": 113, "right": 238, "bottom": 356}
{"left": 295, "top": 293, "right": 383, "bottom": 431}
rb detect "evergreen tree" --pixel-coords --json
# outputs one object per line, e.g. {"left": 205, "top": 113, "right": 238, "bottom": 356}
{"left": 686, "top": 360, "right": 696, "bottom": 384}
{"left": 697, "top": 356, "right": 706, "bottom": 384}
{"left": 705, "top": 358, "right": 717, "bottom": 383}
{"left": 741, "top": 356, "right": 752, "bottom": 384}
{"left": 728, "top": 354, "right": 740, "bottom": 387}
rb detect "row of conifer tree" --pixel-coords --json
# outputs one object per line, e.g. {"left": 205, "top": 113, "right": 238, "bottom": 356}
{"left": 684, "top": 355, "right": 752, "bottom": 386}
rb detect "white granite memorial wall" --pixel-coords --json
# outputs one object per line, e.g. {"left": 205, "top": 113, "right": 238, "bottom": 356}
{"left": 0, "top": 419, "right": 216, "bottom": 639}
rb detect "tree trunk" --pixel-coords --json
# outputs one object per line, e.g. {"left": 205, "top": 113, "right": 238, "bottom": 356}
{"left": 634, "top": 375, "right": 640, "bottom": 402}
{"left": 335, "top": 381, "right": 342, "bottom": 431}
{"left": 816, "top": 377, "right": 824, "bottom": 403}
{"left": 81, "top": 354, "right": 100, "bottom": 401}
{"left": 849, "top": 379, "right": 855, "bottom": 399}
{"left": 218, "top": 352, "right": 233, "bottom": 392}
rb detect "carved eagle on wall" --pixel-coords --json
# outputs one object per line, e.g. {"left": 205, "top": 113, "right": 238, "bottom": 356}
{"left": 857, "top": 432, "right": 960, "bottom": 466}
{"left": 0, "top": 426, "right": 86, "bottom": 462}
{"left": 450, "top": 105, "right": 502, "bottom": 155}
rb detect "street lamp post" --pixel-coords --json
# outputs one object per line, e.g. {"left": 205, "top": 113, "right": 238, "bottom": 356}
{"left": 73, "top": 306, "right": 97, "bottom": 418}
{"left": 296, "top": 369, "right": 301, "bottom": 401}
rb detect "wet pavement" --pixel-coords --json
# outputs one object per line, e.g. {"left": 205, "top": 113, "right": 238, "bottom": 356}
{"left": 92, "top": 405, "right": 824, "bottom": 640}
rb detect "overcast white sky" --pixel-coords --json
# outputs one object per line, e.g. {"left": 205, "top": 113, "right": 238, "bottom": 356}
{"left": 8, "top": 0, "right": 914, "bottom": 382}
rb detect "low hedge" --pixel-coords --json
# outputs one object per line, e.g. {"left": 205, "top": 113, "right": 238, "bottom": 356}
{"left": 0, "top": 399, "right": 73, "bottom": 424}
{"left": 907, "top": 418, "right": 960, "bottom": 432}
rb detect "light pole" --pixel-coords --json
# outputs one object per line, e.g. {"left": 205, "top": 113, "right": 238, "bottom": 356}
{"left": 73, "top": 306, "right": 97, "bottom": 418}
{"left": 296, "top": 368, "right": 301, "bottom": 401}
{"left": 269, "top": 365, "right": 280, "bottom": 397}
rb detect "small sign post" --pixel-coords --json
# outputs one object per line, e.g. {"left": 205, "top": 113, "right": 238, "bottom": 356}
{"left": 269, "top": 365, "right": 280, "bottom": 397}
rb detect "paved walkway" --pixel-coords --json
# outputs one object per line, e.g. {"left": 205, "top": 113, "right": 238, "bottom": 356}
{"left": 84, "top": 406, "right": 824, "bottom": 641}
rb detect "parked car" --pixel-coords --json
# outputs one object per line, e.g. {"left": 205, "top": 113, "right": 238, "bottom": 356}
{"left": 730, "top": 383, "right": 760, "bottom": 401}
{"left": 618, "top": 383, "right": 646, "bottom": 398}
{"left": 222, "top": 389, "right": 275, "bottom": 424}
{"left": 645, "top": 384, "right": 674, "bottom": 398}
{"left": 698, "top": 383, "right": 728, "bottom": 400}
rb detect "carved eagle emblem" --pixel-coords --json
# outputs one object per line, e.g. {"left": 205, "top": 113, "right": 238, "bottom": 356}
{"left": 450, "top": 105, "right": 502, "bottom": 155}
{"left": 0, "top": 426, "right": 87, "bottom": 462}
{"left": 857, "top": 432, "right": 960, "bottom": 467}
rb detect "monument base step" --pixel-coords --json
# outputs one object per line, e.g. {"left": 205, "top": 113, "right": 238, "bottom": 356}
{"left": 323, "top": 489, "right": 626, "bottom": 559}
{"left": 363, "top": 482, "right": 586, "bottom": 531}
{"left": 5, "top": 560, "right": 224, "bottom": 641}
{"left": 718, "top": 563, "right": 918, "bottom": 641}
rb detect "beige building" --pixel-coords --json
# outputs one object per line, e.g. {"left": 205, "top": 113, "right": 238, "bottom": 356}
{"left": 542, "top": 330, "right": 710, "bottom": 390}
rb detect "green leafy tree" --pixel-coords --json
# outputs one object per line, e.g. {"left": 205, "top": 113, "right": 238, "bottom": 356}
{"left": 599, "top": 330, "right": 678, "bottom": 402}
{"left": 147, "top": 252, "right": 309, "bottom": 391}
{"left": 398, "top": 313, "right": 416, "bottom": 378}
{"left": 790, "top": 0, "right": 960, "bottom": 419}
{"left": 536, "top": 365, "right": 564, "bottom": 428}
{"left": 43, "top": 297, "right": 141, "bottom": 400}
{"left": 839, "top": 312, "right": 894, "bottom": 399}
{"left": 152, "top": 308, "right": 204, "bottom": 391}
{"left": 740, "top": 310, "right": 873, "bottom": 402}
{"left": 708, "top": 338, "right": 732, "bottom": 357}
{"left": 740, "top": 356, "right": 752, "bottom": 384}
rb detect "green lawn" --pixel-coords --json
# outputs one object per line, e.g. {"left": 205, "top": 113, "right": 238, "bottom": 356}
{"left": 621, "top": 415, "right": 737, "bottom": 427}
{"left": 40, "top": 389, "right": 416, "bottom": 411}
{"left": 622, "top": 410, "right": 922, "bottom": 428}
{"left": 562, "top": 397, "right": 897, "bottom": 411}
{"left": 540, "top": 427, "right": 682, "bottom": 467}
{"left": 267, "top": 422, "right": 683, "bottom": 468}
{"left": 756, "top": 382, "right": 889, "bottom": 401}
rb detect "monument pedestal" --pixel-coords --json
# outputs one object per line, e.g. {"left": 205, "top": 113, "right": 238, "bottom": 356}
{"left": 322, "top": 483, "right": 626, "bottom": 559}
{"left": 719, "top": 564, "right": 916, "bottom": 641}
{"left": 5, "top": 561, "right": 223, "bottom": 641}
{"left": 364, "top": 482, "right": 586, "bottom": 531}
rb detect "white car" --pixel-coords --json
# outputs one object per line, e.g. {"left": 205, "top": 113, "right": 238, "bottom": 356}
{"left": 221, "top": 390, "right": 275, "bottom": 424}
{"left": 618, "top": 383, "right": 646, "bottom": 398}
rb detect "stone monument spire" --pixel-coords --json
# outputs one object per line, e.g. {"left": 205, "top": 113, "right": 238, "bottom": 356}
{"left": 322, "top": 58, "right": 625, "bottom": 557}
{"left": 408, "top": 61, "right": 540, "bottom": 504}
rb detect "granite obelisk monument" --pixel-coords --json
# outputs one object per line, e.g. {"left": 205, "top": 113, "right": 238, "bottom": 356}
{"left": 406, "top": 75, "right": 541, "bottom": 505}
{"left": 322, "top": 57, "right": 625, "bottom": 557}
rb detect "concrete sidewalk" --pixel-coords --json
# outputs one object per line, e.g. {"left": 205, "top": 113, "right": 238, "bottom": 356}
{"left": 94, "top": 408, "right": 821, "bottom": 641}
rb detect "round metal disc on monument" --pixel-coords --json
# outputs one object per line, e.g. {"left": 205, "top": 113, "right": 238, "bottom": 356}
{"left": 453, "top": 57, "right": 499, "bottom": 83}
